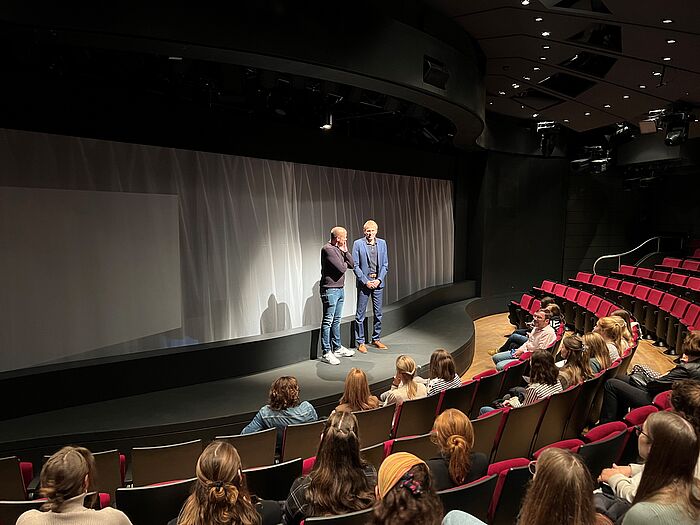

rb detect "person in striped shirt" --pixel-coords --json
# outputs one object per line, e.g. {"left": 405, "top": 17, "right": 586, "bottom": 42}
{"left": 422, "top": 349, "right": 462, "bottom": 397}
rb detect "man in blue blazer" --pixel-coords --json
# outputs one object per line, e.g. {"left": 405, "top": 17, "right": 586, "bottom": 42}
{"left": 352, "top": 219, "right": 389, "bottom": 353}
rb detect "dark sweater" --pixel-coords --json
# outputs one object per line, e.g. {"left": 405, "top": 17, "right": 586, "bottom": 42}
{"left": 427, "top": 452, "right": 489, "bottom": 491}
{"left": 320, "top": 243, "right": 354, "bottom": 288}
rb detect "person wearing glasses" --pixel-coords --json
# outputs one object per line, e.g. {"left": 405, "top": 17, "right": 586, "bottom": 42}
{"left": 491, "top": 309, "right": 557, "bottom": 371}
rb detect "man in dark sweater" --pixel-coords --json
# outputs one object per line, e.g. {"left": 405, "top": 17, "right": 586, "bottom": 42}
{"left": 319, "top": 226, "right": 355, "bottom": 365}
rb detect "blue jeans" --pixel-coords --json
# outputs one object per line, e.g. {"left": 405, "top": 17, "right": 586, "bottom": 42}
{"left": 499, "top": 333, "right": 528, "bottom": 352}
{"left": 355, "top": 286, "right": 383, "bottom": 344}
{"left": 492, "top": 350, "right": 518, "bottom": 371}
{"left": 321, "top": 288, "right": 344, "bottom": 354}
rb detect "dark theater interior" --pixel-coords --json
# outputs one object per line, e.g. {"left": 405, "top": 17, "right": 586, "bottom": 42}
{"left": 0, "top": 2, "right": 699, "bottom": 524}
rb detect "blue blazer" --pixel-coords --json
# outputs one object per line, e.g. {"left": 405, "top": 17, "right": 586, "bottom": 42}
{"left": 352, "top": 237, "right": 389, "bottom": 289}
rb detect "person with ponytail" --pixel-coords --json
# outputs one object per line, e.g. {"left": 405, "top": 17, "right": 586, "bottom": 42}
{"left": 583, "top": 332, "right": 612, "bottom": 374}
{"left": 174, "top": 441, "right": 264, "bottom": 525}
{"left": 558, "top": 335, "right": 594, "bottom": 390}
{"left": 427, "top": 409, "right": 487, "bottom": 490}
{"left": 594, "top": 317, "right": 624, "bottom": 360}
{"left": 380, "top": 355, "right": 427, "bottom": 405}
{"left": 283, "top": 411, "right": 375, "bottom": 525}
{"left": 370, "top": 452, "right": 444, "bottom": 525}
{"left": 17, "top": 446, "right": 132, "bottom": 525}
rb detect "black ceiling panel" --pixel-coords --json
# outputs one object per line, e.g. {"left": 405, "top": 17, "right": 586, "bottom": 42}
{"left": 538, "top": 72, "right": 596, "bottom": 97}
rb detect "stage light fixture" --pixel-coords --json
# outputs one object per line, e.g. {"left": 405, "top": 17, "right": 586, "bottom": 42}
{"left": 604, "top": 104, "right": 611, "bottom": 108}
{"left": 663, "top": 57, "right": 671, "bottom": 61}
{"left": 521, "top": 0, "right": 530, "bottom": 5}
{"left": 666, "top": 39, "right": 676, "bottom": 44}
{"left": 623, "top": 95, "right": 630, "bottom": 99}
{"left": 584, "top": 112, "right": 591, "bottom": 116}
{"left": 639, "top": 85, "right": 646, "bottom": 89}
{"left": 541, "top": 31, "right": 550, "bottom": 37}
{"left": 664, "top": 112, "right": 690, "bottom": 146}
{"left": 662, "top": 19, "right": 673, "bottom": 24}
{"left": 535, "top": 17, "right": 543, "bottom": 21}
{"left": 320, "top": 113, "right": 333, "bottom": 130}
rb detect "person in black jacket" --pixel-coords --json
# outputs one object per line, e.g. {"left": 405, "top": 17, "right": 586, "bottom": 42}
{"left": 600, "top": 330, "right": 700, "bottom": 423}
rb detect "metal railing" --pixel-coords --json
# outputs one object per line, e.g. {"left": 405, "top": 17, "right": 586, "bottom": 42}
{"left": 592, "top": 236, "right": 682, "bottom": 275}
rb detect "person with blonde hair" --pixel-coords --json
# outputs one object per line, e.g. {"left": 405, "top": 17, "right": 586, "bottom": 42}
{"left": 380, "top": 355, "right": 427, "bottom": 405}
{"left": 284, "top": 411, "right": 376, "bottom": 525}
{"left": 518, "top": 448, "right": 603, "bottom": 525}
{"left": 583, "top": 332, "right": 612, "bottom": 374}
{"left": 370, "top": 452, "right": 443, "bottom": 525}
{"left": 427, "top": 409, "right": 487, "bottom": 490}
{"left": 424, "top": 349, "right": 462, "bottom": 397}
{"left": 558, "top": 335, "right": 594, "bottom": 389}
{"left": 594, "top": 317, "right": 624, "bottom": 360}
{"left": 353, "top": 219, "right": 389, "bottom": 353}
{"left": 336, "top": 368, "right": 380, "bottom": 412}
{"left": 174, "top": 441, "right": 263, "bottom": 525}
{"left": 17, "top": 446, "right": 132, "bottom": 525}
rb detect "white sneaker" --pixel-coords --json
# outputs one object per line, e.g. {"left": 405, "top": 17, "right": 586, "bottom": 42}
{"left": 334, "top": 345, "right": 355, "bottom": 357}
{"left": 320, "top": 352, "right": 340, "bottom": 365}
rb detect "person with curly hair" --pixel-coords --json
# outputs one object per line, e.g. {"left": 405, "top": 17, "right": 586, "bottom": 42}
{"left": 17, "top": 446, "right": 132, "bottom": 525}
{"left": 241, "top": 376, "right": 317, "bottom": 451}
{"left": 369, "top": 452, "right": 443, "bottom": 525}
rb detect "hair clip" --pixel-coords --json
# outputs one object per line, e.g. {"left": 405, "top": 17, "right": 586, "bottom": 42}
{"left": 399, "top": 472, "right": 423, "bottom": 496}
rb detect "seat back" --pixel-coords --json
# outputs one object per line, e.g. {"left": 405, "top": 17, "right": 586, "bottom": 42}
{"left": 282, "top": 420, "right": 325, "bottom": 462}
{"left": 661, "top": 257, "right": 681, "bottom": 268}
{"left": 669, "top": 273, "right": 688, "bottom": 286}
{"left": 359, "top": 443, "right": 385, "bottom": 471}
{"left": 0, "top": 457, "right": 26, "bottom": 500}
{"left": 682, "top": 259, "right": 700, "bottom": 271}
{"left": 131, "top": 439, "right": 202, "bottom": 487}
{"left": 652, "top": 270, "right": 670, "bottom": 282}
{"left": 306, "top": 508, "right": 374, "bottom": 525}
{"left": 471, "top": 410, "right": 505, "bottom": 460}
{"left": 216, "top": 427, "right": 277, "bottom": 469}
{"left": 389, "top": 433, "right": 439, "bottom": 462}
{"left": 469, "top": 371, "right": 504, "bottom": 419}
{"left": 562, "top": 376, "right": 604, "bottom": 439}
{"left": 116, "top": 478, "right": 195, "bottom": 525}
{"left": 646, "top": 289, "right": 664, "bottom": 307}
{"left": 564, "top": 287, "right": 579, "bottom": 301}
{"left": 633, "top": 285, "right": 651, "bottom": 300}
{"left": 529, "top": 299, "right": 541, "bottom": 313}
{"left": 553, "top": 284, "right": 567, "bottom": 297}
{"left": 92, "top": 450, "right": 123, "bottom": 501}
{"left": 576, "top": 291, "right": 592, "bottom": 306}
{"left": 392, "top": 395, "right": 440, "bottom": 439}
{"left": 618, "top": 265, "right": 635, "bottom": 275}
{"left": 687, "top": 276, "right": 700, "bottom": 291}
{"left": 520, "top": 294, "right": 534, "bottom": 309}
{"left": 605, "top": 278, "right": 621, "bottom": 291}
{"left": 498, "top": 360, "right": 527, "bottom": 398}
{"left": 489, "top": 465, "right": 533, "bottom": 525}
{"left": 635, "top": 267, "right": 652, "bottom": 278}
{"left": 578, "top": 431, "right": 628, "bottom": 480}
{"left": 591, "top": 275, "right": 607, "bottom": 287}
{"left": 574, "top": 272, "right": 592, "bottom": 283}
{"left": 587, "top": 362, "right": 621, "bottom": 424}
{"left": 437, "top": 381, "right": 477, "bottom": 416}
{"left": 587, "top": 296, "right": 603, "bottom": 314}
{"left": 492, "top": 400, "right": 548, "bottom": 462}
{"left": 658, "top": 293, "right": 677, "bottom": 313}
{"left": 0, "top": 499, "right": 44, "bottom": 525}
{"left": 244, "top": 458, "right": 303, "bottom": 501}
{"left": 670, "top": 298, "right": 691, "bottom": 319}
{"left": 683, "top": 304, "right": 700, "bottom": 325}
{"left": 618, "top": 282, "right": 635, "bottom": 296}
{"left": 541, "top": 280, "right": 556, "bottom": 293}
{"left": 437, "top": 475, "right": 498, "bottom": 523}
{"left": 353, "top": 404, "right": 396, "bottom": 449}
{"left": 532, "top": 384, "right": 581, "bottom": 451}
{"left": 597, "top": 300, "right": 614, "bottom": 317}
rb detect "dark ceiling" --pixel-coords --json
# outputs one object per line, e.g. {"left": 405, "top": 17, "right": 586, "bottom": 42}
{"left": 425, "top": 0, "right": 700, "bottom": 136}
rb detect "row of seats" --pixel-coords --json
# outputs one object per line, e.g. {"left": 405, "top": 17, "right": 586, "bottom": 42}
{"left": 610, "top": 265, "right": 700, "bottom": 296}
{"left": 656, "top": 256, "right": 700, "bottom": 274}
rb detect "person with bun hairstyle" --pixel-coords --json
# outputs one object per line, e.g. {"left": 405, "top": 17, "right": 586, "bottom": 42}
{"left": 17, "top": 446, "right": 132, "bottom": 525}
{"left": 380, "top": 355, "right": 427, "bottom": 405}
{"left": 174, "top": 441, "right": 266, "bottom": 525}
{"left": 427, "top": 409, "right": 487, "bottom": 490}
{"left": 283, "top": 410, "right": 375, "bottom": 525}
{"left": 370, "top": 452, "right": 443, "bottom": 525}
{"left": 558, "top": 335, "right": 594, "bottom": 390}
{"left": 336, "top": 368, "right": 380, "bottom": 412}
{"left": 583, "top": 332, "right": 612, "bottom": 374}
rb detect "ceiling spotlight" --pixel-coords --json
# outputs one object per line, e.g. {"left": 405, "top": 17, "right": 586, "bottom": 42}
{"left": 498, "top": 90, "right": 506, "bottom": 95}
{"left": 532, "top": 113, "right": 539, "bottom": 118}
{"left": 639, "top": 84, "right": 646, "bottom": 89}
{"left": 542, "top": 45, "right": 551, "bottom": 49}
{"left": 653, "top": 71, "right": 662, "bottom": 76}
{"left": 523, "top": 76, "right": 531, "bottom": 80}
{"left": 665, "top": 112, "right": 690, "bottom": 146}
{"left": 512, "top": 83, "right": 520, "bottom": 88}
{"left": 666, "top": 39, "right": 676, "bottom": 44}
{"left": 584, "top": 112, "right": 591, "bottom": 116}
{"left": 604, "top": 104, "right": 611, "bottom": 108}
{"left": 521, "top": 0, "right": 530, "bottom": 4}
{"left": 168, "top": 56, "right": 183, "bottom": 61}
{"left": 563, "top": 119, "right": 570, "bottom": 123}
{"left": 663, "top": 57, "right": 671, "bottom": 61}
{"left": 541, "top": 31, "right": 551, "bottom": 37}
{"left": 533, "top": 67, "right": 541, "bottom": 71}
{"left": 623, "top": 95, "right": 630, "bottom": 99}
{"left": 320, "top": 113, "right": 333, "bottom": 130}
{"left": 521, "top": 105, "right": 525, "bottom": 109}
{"left": 539, "top": 56, "right": 547, "bottom": 60}
{"left": 535, "top": 17, "right": 543, "bottom": 22}
{"left": 489, "top": 101, "right": 493, "bottom": 105}
{"left": 662, "top": 19, "right": 673, "bottom": 24}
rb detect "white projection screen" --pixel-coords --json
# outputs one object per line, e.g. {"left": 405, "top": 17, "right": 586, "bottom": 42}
{"left": 0, "top": 128, "right": 454, "bottom": 373}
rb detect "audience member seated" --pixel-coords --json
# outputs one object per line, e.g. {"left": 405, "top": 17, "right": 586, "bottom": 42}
{"left": 418, "top": 349, "right": 462, "bottom": 397}
{"left": 427, "top": 409, "right": 488, "bottom": 490}
{"left": 370, "top": 452, "right": 443, "bottom": 525}
{"left": 583, "top": 332, "right": 612, "bottom": 374}
{"left": 518, "top": 448, "right": 605, "bottom": 525}
{"left": 491, "top": 303, "right": 562, "bottom": 357}
{"left": 336, "top": 367, "right": 380, "bottom": 412}
{"left": 172, "top": 441, "right": 279, "bottom": 525}
{"left": 17, "top": 446, "right": 132, "bottom": 525}
{"left": 619, "top": 412, "right": 700, "bottom": 525}
{"left": 594, "top": 317, "right": 624, "bottom": 360}
{"left": 283, "top": 411, "right": 375, "bottom": 525}
{"left": 491, "top": 309, "right": 557, "bottom": 371}
{"left": 670, "top": 379, "right": 700, "bottom": 480}
{"left": 610, "top": 309, "right": 637, "bottom": 345}
{"left": 380, "top": 355, "right": 428, "bottom": 405}
{"left": 241, "top": 376, "right": 318, "bottom": 450}
{"left": 600, "top": 331, "right": 700, "bottom": 423}
{"left": 558, "top": 335, "right": 594, "bottom": 390}
{"left": 480, "top": 350, "right": 563, "bottom": 415}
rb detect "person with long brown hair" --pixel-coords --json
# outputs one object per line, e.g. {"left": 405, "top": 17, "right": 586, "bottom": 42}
{"left": 17, "top": 446, "right": 132, "bottom": 525}
{"left": 370, "top": 452, "right": 443, "bottom": 525}
{"left": 425, "top": 349, "right": 462, "bottom": 397}
{"left": 283, "top": 411, "right": 375, "bottom": 525}
{"left": 621, "top": 411, "right": 700, "bottom": 524}
{"left": 336, "top": 368, "right": 380, "bottom": 412}
{"left": 241, "top": 376, "right": 317, "bottom": 450}
{"left": 558, "top": 335, "right": 594, "bottom": 389}
{"left": 174, "top": 441, "right": 262, "bottom": 525}
{"left": 380, "top": 355, "right": 427, "bottom": 405}
{"left": 427, "top": 409, "right": 487, "bottom": 490}
{"left": 518, "top": 448, "right": 602, "bottom": 525}
{"left": 583, "top": 332, "right": 612, "bottom": 374}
